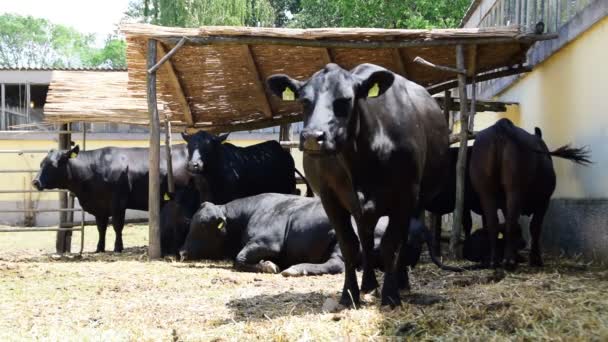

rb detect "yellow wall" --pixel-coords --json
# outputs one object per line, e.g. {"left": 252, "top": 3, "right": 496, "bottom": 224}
{"left": 495, "top": 17, "right": 608, "bottom": 198}
{"left": 0, "top": 138, "right": 304, "bottom": 202}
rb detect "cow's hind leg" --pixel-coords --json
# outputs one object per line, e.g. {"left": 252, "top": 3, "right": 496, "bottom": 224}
{"left": 380, "top": 213, "right": 411, "bottom": 307}
{"left": 430, "top": 213, "right": 442, "bottom": 257}
{"left": 504, "top": 191, "right": 522, "bottom": 271}
{"left": 478, "top": 193, "right": 500, "bottom": 268}
{"left": 529, "top": 204, "right": 549, "bottom": 267}
{"left": 95, "top": 216, "right": 109, "bottom": 253}
{"left": 111, "top": 209, "right": 126, "bottom": 253}
{"left": 358, "top": 216, "right": 380, "bottom": 294}
{"left": 234, "top": 242, "right": 280, "bottom": 273}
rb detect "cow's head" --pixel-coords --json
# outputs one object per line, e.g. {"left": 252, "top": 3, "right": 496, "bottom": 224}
{"left": 179, "top": 202, "right": 228, "bottom": 261}
{"left": 267, "top": 63, "right": 394, "bottom": 155}
{"left": 32, "top": 145, "right": 80, "bottom": 190}
{"left": 181, "top": 131, "right": 229, "bottom": 174}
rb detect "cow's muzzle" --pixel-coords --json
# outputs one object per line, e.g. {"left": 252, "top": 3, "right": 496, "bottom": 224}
{"left": 300, "top": 130, "right": 326, "bottom": 153}
{"left": 187, "top": 161, "right": 204, "bottom": 173}
{"left": 32, "top": 179, "right": 43, "bottom": 191}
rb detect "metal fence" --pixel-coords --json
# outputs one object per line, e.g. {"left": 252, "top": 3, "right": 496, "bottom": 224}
{"left": 0, "top": 127, "right": 87, "bottom": 254}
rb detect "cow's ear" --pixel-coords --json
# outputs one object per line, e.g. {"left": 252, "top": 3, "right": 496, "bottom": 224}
{"left": 266, "top": 74, "right": 302, "bottom": 101}
{"left": 534, "top": 127, "right": 542, "bottom": 138}
{"left": 356, "top": 70, "right": 394, "bottom": 99}
{"left": 181, "top": 132, "right": 191, "bottom": 142}
{"left": 65, "top": 145, "right": 80, "bottom": 159}
{"left": 216, "top": 133, "right": 230, "bottom": 144}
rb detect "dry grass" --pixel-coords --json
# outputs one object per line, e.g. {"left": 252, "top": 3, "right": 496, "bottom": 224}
{"left": 1, "top": 224, "right": 607, "bottom": 341}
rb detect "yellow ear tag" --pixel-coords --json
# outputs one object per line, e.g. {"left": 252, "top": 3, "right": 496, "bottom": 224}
{"left": 282, "top": 87, "right": 295, "bottom": 101}
{"left": 70, "top": 152, "right": 78, "bottom": 158}
{"left": 163, "top": 193, "right": 170, "bottom": 201}
{"left": 498, "top": 232, "right": 504, "bottom": 239}
{"left": 368, "top": 83, "right": 380, "bottom": 98}
{"left": 217, "top": 221, "right": 225, "bottom": 230}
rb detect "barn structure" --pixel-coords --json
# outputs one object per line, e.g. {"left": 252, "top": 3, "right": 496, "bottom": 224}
{"left": 460, "top": 0, "right": 607, "bottom": 260}
{"left": 91, "top": 23, "right": 553, "bottom": 259}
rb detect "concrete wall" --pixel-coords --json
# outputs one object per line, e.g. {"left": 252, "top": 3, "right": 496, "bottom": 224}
{"left": 0, "top": 133, "right": 304, "bottom": 227}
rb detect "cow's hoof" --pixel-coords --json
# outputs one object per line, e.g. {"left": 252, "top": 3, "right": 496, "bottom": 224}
{"left": 380, "top": 294, "right": 402, "bottom": 308}
{"left": 281, "top": 266, "right": 306, "bottom": 277}
{"left": 504, "top": 259, "right": 517, "bottom": 271}
{"left": 529, "top": 255, "right": 544, "bottom": 268}
{"left": 113, "top": 248, "right": 123, "bottom": 253}
{"left": 95, "top": 248, "right": 105, "bottom": 253}
{"left": 360, "top": 274, "right": 380, "bottom": 293}
{"left": 259, "top": 260, "right": 280, "bottom": 274}
{"left": 338, "top": 292, "right": 360, "bottom": 309}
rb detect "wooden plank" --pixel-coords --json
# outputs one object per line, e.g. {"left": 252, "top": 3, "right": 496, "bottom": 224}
{"left": 243, "top": 45, "right": 273, "bottom": 118}
{"left": 426, "top": 66, "right": 532, "bottom": 94}
{"left": 157, "top": 42, "right": 194, "bottom": 126}
{"left": 450, "top": 44, "right": 470, "bottom": 259}
{"left": 414, "top": 56, "right": 466, "bottom": 74}
{"left": 392, "top": 49, "right": 407, "bottom": 77}
{"left": 435, "top": 96, "right": 511, "bottom": 113}
{"left": 147, "top": 39, "right": 162, "bottom": 260}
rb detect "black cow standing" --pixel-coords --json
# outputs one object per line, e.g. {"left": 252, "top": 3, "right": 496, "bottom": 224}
{"left": 470, "top": 118, "right": 591, "bottom": 270}
{"left": 33, "top": 144, "right": 190, "bottom": 252}
{"left": 268, "top": 63, "right": 449, "bottom": 307}
{"left": 181, "top": 131, "right": 299, "bottom": 204}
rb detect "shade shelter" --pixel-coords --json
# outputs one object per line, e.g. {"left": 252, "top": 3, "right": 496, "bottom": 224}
{"left": 115, "top": 24, "right": 555, "bottom": 258}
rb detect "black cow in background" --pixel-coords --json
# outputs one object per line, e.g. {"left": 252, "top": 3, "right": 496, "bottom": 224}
{"left": 470, "top": 118, "right": 591, "bottom": 270}
{"left": 463, "top": 224, "right": 527, "bottom": 265}
{"left": 181, "top": 131, "right": 302, "bottom": 204}
{"left": 33, "top": 144, "right": 189, "bottom": 253}
{"left": 268, "top": 63, "right": 449, "bottom": 307}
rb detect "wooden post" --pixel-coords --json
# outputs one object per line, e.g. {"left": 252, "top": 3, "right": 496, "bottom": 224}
{"left": 443, "top": 90, "right": 452, "bottom": 132}
{"left": 147, "top": 39, "right": 161, "bottom": 260}
{"left": 56, "top": 123, "right": 72, "bottom": 253}
{"left": 279, "top": 123, "right": 292, "bottom": 152}
{"left": 25, "top": 82, "right": 30, "bottom": 124}
{"left": 450, "top": 45, "right": 470, "bottom": 258}
{"left": 1, "top": 83, "right": 5, "bottom": 130}
{"left": 164, "top": 118, "right": 175, "bottom": 194}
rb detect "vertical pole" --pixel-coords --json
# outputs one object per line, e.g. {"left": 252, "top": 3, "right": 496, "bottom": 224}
{"left": 147, "top": 39, "right": 161, "bottom": 260}
{"left": 450, "top": 45, "right": 470, "bottom": 258}
{"left": 443, "top": 90, "right": 452, "bottom": 131}
{"left": 56, "top": 123, "right": 72, "bottom": 253}
{"left": 279, "top": 123, "right": 292, "bottom": 152}
{"left": 1, "top": 83, "right": 5, "bottom": 130}
{"left": 164, "top": 118, "right": 175, "bottom": 194}
{"left": 25, "top": 82, "right": 30, "bottom": 125}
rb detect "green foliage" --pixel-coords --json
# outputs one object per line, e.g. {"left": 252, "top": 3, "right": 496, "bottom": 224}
{"left": 0, "top": 13, "right": 126, "bottom": 69}
{"left": 289, "top": 0, "right": 471, "bottom": 29}
{"left": 127, "top": 0, "right": 276, "bottom": 27}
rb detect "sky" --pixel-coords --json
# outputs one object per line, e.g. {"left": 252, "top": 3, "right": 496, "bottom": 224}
{"left": 1, "top": 0, "right": 131, "bottom": 45}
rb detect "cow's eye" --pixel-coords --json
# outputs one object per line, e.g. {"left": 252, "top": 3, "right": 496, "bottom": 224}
{"left": 333, "top": 98, "right": 351, "bottom": 118}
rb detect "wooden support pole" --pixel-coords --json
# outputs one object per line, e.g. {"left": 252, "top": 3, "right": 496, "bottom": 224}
{"left": 148, "top": 37, "right": 187, "bottom": 74}
{"left": 56, "top": 123, "right": 72, "bottom": 254}
{"left": 1, "top": 83, "right": 5, "bottom": 130}
{"left": 147, "top": 39, "right": 161, "bottom": 260}
{"left": 279, "top": 123, "right": 292, "bottom": 153}
{"left": 156, "top": 42, "right": 194, "bottom": 126}
{"left": 392, "top": 49, "right": 407, "bottom": 77}
{"left": 165, "top": 119, "right": 175, "bottom": 194}
{"left": 450, "top": 45, "right": 470, "bottom": 259}
{"left": 244, "top": 45, "right": 273, "bottom": 118}
{"left": 467, "top": 45, "right": 478, "bottom": 132}
{"left": 413, "top": 56, "right": 466, "bottom": 74}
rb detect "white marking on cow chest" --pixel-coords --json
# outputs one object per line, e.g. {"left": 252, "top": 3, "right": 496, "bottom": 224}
{"left": 370, "top": 126, "right": 394, "bottom": 159}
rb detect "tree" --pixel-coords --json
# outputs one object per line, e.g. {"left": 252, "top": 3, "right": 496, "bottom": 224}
{"left": 0, "top": 14, "right": 126, "bottom": 69}
{"left": 289, "top": 0, "right": 471, "bottom": 29}
{"left": 125, "top": 0, "right": 276, "bottom": 27}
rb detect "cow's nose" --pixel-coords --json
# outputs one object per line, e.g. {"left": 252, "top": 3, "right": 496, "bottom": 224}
{"left": 179, "top": 249, "right": 188, "bottom": 262}
{"left": 187, "top": 161, "right": 202, "bottom": 172}
{"left": 32, "top": 179, "right": 42, "bottom": 190}
{"left": 301, "top": 130, "right": 326, "bottom": 151}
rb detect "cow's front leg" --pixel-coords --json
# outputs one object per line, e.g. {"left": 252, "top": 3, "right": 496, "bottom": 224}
{"left": 357, "top": 215, "right": 380, "bottom": 294}
{"left": 95, "top": 216, "right": 109, "bottom": 253}
{"left": 234, "top": 242, "right": 280, "bottom": 273}
{"left": 320, "top": 191, "right": 360, "bottom": 308}
{"left": 111, "top": 208, "right": 126, "bottom": 253}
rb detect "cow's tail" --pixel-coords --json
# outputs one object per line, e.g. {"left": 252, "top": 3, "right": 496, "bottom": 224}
{"left": 422, "top": 226, "right": 464, "bottom": 272}
{"left": 496, "top": 118, "right": 592, "bottom": 166}
{"left": 294, "top": 168, "right": 314, "bottom": 197}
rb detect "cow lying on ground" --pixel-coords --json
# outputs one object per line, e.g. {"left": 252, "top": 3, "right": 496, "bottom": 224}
{"left": 178, "top": 193, "right": 461, "bottom": 277}
{"left": 33, "top": 144, "right": 190, "bottom": 252}
{"left": 181, "top": 131, "right": 308, "bottom": 204}
{"left": 470, "top": 118, "right": 591, "bottom": 269}
{"left": 268, "top": 63, "right": 449, "bottom": 307}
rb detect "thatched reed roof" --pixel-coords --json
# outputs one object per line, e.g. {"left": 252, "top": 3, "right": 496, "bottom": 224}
{"left": 47, "top": 24, "right": 554, "bottom": 131}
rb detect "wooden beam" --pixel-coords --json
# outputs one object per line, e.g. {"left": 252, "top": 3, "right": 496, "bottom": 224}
{"left": 414, "top": 56, "right": 466, "bottom": 74}
{"left": 156, "top": 42, "right": 194, "bottom": 126}
{"left": 148, "top": 36, "right": 187, "bottom": 74}
{"left": 426, "top": 66, "right": 532, "bottom": 94}
{"left": 392, "top": 49, "right": 407, "bottom": 77}
{"left": 467, "top": 45, "right": 478, "bottom": 132}
{"left": 322, "top": 48, "right": 333, "bottom": 64}
{"left": 450, "top": 44, "right": 470, "bottom": 259}
{"left": 467, "top": 45, "right": 478, "bottom": 77}
{"left": 435, "top": 97, "right": 513, "bottom": 113}
{"left": 243, "top": 45, "right": 273, "bottom": 118}
{"left": 147, "top": 39, "right": 161, "bottom": 260}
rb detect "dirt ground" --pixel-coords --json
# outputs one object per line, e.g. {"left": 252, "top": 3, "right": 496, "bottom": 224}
{"left": 1, "top": 224, "right": 607, "bottom": 341}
